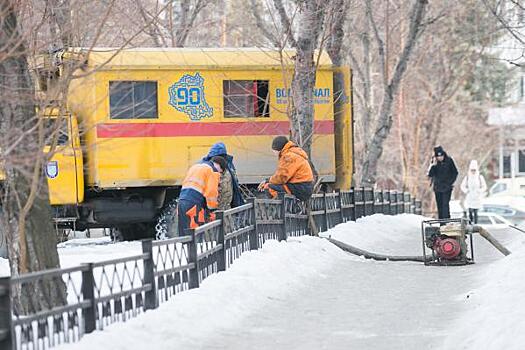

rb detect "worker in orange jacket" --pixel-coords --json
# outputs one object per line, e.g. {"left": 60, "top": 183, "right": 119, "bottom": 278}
{"left": 178, "top": 156, "right": 227, "bottom": 236}
{"left": 258, "top": 136, "right": 314, "bottom": 201}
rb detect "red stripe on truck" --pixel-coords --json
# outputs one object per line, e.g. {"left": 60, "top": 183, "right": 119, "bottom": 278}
{"left": 96, "top": 121, "right": 334, "bottom": 138}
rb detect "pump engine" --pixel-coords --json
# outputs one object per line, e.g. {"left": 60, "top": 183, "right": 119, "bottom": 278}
{"left": 422, "top": 219, "right": 474, "bottom": 266}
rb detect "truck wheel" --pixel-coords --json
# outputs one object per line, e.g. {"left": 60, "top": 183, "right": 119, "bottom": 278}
{"left": 156, "top": 199, "right": 178, "bottom": 239}
{"left": 110, "top": 226, "right": 137, "bottom": 241}
{"left": 111, "top": 224, "right": 155, "bottom": 241}
{"left": 56, "top": 229, "right": 70, "bottom": 243}
{"left": 110, "top": 227, "right": 125, "bottom": 241}
{"left": 133, "top": 223, "right": 156, "bottom": 240}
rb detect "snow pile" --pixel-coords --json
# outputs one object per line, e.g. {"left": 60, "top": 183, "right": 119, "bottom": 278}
{"left": 443, "top": 241, "right": 525, "bottom": 350}
{"left": 57, "top": 236, "right": 348, "bottom": 350}
{"left": 321, "top": 214, "right": 425, "bottom": 256}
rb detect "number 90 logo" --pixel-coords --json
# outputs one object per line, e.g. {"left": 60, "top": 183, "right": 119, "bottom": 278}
{"left": 175, "top": 87, "right": 201, "bottom": 106}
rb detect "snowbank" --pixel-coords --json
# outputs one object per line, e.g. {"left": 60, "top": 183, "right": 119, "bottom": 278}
{"left": 443, "top": 240, "right": 525, "bottom": 350}
{"left": 56, "top": 236, "right": 348, "bottom": 350}
{"left": 320, "top": 214, "right": 425, "bottom": 256}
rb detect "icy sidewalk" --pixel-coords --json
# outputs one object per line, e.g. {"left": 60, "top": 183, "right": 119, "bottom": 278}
{"left": 56, "top": 236, "right": 347, "bottom": 350}
{"left": 200, "top": 215, "right": 525, "bottom": 350}
{"left": 201, "top": 256, "right": 473, "bottom": 350}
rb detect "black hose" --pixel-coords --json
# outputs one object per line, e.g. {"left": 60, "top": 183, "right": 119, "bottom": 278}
{"left": 326, "top": 237, "right": 432, "bottom": 262}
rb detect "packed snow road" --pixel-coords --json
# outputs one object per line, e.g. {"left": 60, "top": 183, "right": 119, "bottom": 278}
{"left": 200, "top": 216, "right": 518, "bottom": 350}
{"left": 202, "top": 258, "right": 472, "bottom": 350}
{"left": 3, "top": 214, "right": 524, "bottom": 349}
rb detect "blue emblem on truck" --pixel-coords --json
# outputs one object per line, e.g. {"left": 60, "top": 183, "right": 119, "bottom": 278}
{"left": 168, "top": 73, "right": 213, "bottom": 121}
{"left": 46, "top": 161, "right": 58, "bottom": 179}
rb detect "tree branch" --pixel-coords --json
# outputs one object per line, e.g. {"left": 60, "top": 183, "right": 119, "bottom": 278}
{"left": 249, "top": 0, "right": 281, "bottom": 47}
{"left": 273, "top": 0, "right": 297, "bottom": 47}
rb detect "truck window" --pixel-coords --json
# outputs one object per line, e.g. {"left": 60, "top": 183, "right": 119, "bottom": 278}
{"left": 44, "top": 118, "right": 68, "bottom": 146}
{"left": 223, "top": 80, "right": 270, "bottom": 118}
{"left": 109, "top": 81, "right": 158, "bottom": 119}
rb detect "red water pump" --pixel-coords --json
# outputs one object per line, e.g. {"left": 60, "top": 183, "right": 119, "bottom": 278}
{"left": 422, "top": 219, "right": 474, "bottom": 266}
{"left": 433, "top": 237, "right": 461, "bottom": 259}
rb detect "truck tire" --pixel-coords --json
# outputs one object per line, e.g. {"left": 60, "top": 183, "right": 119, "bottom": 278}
{"left": 111, "top": 223, "right": 155, "bottom": 241}
{"left": 56, "top": 228, "right": 70, "bottom": 243}
{"left": 110, "top": 227, "right": 126, "bottom": 241}
{"left": 156, "top": 199, "right": 178, "bottom": 239}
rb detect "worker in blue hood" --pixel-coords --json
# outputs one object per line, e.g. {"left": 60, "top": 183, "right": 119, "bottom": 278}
{"left": 202, "top": 142, "right": 244, "bottom": 209}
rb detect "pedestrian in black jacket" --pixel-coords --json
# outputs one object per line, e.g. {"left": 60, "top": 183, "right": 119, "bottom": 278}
{"left": 428, "top": 146, "right": 458, "bottom": 219}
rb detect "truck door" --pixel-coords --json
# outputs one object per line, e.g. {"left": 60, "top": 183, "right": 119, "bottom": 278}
{"left": 44, "top": 114, "right": 84, "bottom": 205}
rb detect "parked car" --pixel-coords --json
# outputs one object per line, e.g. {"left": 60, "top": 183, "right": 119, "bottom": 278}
{"left": 480, "top": 204, "right": 525, "bottom": 226}
{"left": 450, "top": 201, "right": 513, "bottom": 229}
{"left": 475, "top": 212, "right": 513, "bottom": 230}
{"left": 488, "top": 177, "right": 525, "bottom": 198}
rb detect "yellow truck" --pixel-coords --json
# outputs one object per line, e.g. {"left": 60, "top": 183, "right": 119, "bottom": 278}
{"left": 35, "top": 48, "right": 353, "bottom": 239}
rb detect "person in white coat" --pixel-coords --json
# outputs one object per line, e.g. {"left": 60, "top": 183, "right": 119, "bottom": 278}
{"left": 460, "top": 160, "right": 487, "bottom": 224}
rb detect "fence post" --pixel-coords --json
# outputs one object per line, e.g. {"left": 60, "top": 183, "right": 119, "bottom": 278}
{"left": 336, "top": 189, "right": 344, "bottom": 223}
{"left": 247, "top": 199, "right": 259, "bottom": 250}
{"left": 215, "top": 211, "right": 227, "bottom": 272}
{"left": 323, "top": 192, "right": 329, "bottom": 230}
{"left": 81, "top": 263, "right": 97, "bottom": 334}
{"left": 411, "top": 197, "right": 416, "bottom": 214}
{"left": 141, "top": 240, "right": 158, "bottom": 311}
{"left": 350, "top": 188, "right": 356, "bottom": 221}
{"left": 279, "top": 194, "right": 288, "bottom": 241}
{"left": 383, "top": 190, "right": 390, "bottom": 215}
{"left": 370, "top": 188, "right": 376, "bottom": 215}
{"left": 374, "top": 191, "right": 378, "bottom": 214}
{"left": 360, "top": 187, "right": 366, "bottom": 218}
{"left": 187, "top": 230, "right": 200, "bottom": 289}
{"left": 391, "top": 190, "right": 397, "bottom": 215}
{"left": 369, "top": 188, "right": 375, "bottom": 216}
{"left": 415, "top": 200, "right": 422, "bottom": 215}
{"left": 0, "top": 277, "right": 12, "bottom": 350}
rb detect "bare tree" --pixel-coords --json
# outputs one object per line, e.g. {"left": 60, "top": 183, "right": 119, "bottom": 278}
{"left": 1, "top": 0, "right": 63, "bottom": 311}
{"left": 358, "top": 0, "right": 428, "bottom": 186}
{"left": 366, "top": 0, "right": 506, "bottom": 212}
{"left": 136, "top": 0, "right": 210, "bottom": 47}
{"left": 290, "top": 0, "right": 326, "bottom": 155}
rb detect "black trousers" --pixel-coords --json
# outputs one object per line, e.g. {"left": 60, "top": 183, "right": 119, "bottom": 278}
{"left": 468, "top": 208, "right": 478, "bottom": 224}
{"left": 434, "top": 190, "right": 452, "bottom": 219}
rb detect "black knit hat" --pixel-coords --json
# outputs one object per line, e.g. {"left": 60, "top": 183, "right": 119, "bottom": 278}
{"left": 272, "top": 136, "right": 288, "bottom": 151}
{"left": 434, "top": 146, "right": 445, "bottom": 157}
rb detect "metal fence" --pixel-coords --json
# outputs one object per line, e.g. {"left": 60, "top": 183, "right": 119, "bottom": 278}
{"left": 0, "top": 187, "right": 421, "bottom": 350}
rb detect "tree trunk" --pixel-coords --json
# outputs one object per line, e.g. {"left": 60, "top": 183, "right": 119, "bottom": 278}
{"left": 0, "top": 0, "right": 63, "bottom": 314}
{"left": 360, "top": 0, "right": 428, "bottom": 186}
{"left": 290, "top": 0, "right": 325, "bottom": 156}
